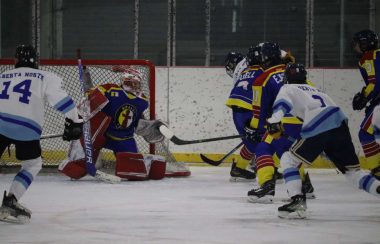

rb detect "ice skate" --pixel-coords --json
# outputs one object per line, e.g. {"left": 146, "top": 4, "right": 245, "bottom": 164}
{"left": 230, "top": 162, "right": 256, "bottom": 182}
{"left": 278, "top": 194, "right": 307, "bottom": 219}
{"left": 247, "top": 178, "right": 275, "bottom": 203}
{"left": 0, "top": 191, "right": 31, "bottom": 224}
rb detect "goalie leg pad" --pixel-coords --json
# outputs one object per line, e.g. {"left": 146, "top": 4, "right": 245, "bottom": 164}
{"left": 115, "top": 152, "right": 149, "bottom": 180}
{"left": 59, "top": 151, "right": 101, "bottom": 180}
{"left": 58, "top": 159, "right": 87, "bottom": 180}
{"left": 148, "top": 155, "right": 166, "bottom": 180}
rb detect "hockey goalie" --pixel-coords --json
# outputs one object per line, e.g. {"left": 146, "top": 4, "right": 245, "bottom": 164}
{"left": 59, "top": 66, "right": 188, "bottom": 180}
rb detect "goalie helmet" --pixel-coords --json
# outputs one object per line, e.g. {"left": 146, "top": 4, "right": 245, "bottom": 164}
{"left": 224, "top": 52, "right": 244, "bottom": 78}
{"left": 120, "top": 67, "right": 143, "bottom": 95}
{"left": 283, "top": 63, "right": 307, "bottom": 85}
{"left": 15, "top": 44, "right": 38, "bottom": 69}
{"left": 246, "top": 46, "right": 261, "bottom": 66}
{"left": 352, "top": 29, "right": 379, "bottom": 53}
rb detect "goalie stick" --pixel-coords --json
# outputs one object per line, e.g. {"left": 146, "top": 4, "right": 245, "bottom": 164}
{"left": 76, "top": 49, "right": 120, "bottom": 184}
{"left": 199, "top": 142, "right": 244, "bottom": 166}
{"left": 158, "top": 125, "right": 243, "bottom": 145}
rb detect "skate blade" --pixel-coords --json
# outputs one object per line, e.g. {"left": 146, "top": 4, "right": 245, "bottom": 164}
{"left": 247, "top": 195, "right": 273, "bottom": 204}
{"left": 306, "top": 193, "right": 316, "bottom": 199}
{"left": 229, "top": 177, "right": 256, "bottom": 182}
{"left": 278, "top": 210, "right": 307, "bottom": 219}
{"left": 0, "top": 214, "right": 30, "bottom": 224}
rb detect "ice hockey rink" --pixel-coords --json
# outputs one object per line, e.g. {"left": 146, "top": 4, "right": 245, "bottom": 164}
{"left": 1, "top": 167, "right": 380, "bottom": 244}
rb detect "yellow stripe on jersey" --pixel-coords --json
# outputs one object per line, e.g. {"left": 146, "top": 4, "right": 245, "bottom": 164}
{"left": 280, "top": 116, "right": 303, "bottom": 125}
{"left": 225, "top": 99, "right": 253, "bottom": 110}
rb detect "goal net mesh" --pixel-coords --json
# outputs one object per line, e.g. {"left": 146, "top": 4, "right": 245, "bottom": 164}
{"left": 0, "top": 59, "right": 189, "bottom": 176}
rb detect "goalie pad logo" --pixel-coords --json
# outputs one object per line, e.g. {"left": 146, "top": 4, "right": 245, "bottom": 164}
{"left": 115, "top": 104, "right": 137, "bottom": 129}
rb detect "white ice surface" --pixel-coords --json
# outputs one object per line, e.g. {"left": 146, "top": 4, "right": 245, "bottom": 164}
{"left": 1, "top": 167, "right": 380, "bottom": 244}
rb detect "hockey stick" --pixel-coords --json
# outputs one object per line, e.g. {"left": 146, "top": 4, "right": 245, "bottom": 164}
{"left": 199, "top": 142, "right": 244, "bottom": 166}
{"left": 158, "top": 125, "right": 243, "bottom": 145}
{"left": 76, "top": 49, "right": 120, "bottom": 184}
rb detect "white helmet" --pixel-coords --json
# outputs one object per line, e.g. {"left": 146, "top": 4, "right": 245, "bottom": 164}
{"left": 120, "top": 67, "right": 143, "bottom": 95}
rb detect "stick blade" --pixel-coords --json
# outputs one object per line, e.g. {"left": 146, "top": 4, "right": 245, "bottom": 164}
{"left": 199, "top": 154, "right": 222, "bottom": 166}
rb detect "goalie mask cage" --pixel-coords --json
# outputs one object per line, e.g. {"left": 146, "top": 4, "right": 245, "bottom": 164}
{"left": 0, "top": 59, "right": 189, "bottom": 176}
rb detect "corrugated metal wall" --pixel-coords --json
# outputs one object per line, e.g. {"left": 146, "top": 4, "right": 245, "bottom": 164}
{"left": 0, "top": 0, "right": 378, "bottom": 67}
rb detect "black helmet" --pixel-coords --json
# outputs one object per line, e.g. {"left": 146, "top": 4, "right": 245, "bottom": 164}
{"left": 15, "top": 44, "right": 38, "bottom": 69}
{"left": 258, "top": 42, "right": 282, "bottom": 69}
{"left": 224, "top": 52, "right": 244, "bottom": 78}
{"left": 352, "top": 30, "right": 379, "bottom": 52}
{"left": 283, "top": 63, "right": 307, "bottom": 84}
{"left": 246, "top": 46, "right": 261, "bottom": 66}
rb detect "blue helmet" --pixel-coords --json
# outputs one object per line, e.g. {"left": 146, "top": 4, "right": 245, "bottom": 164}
{"left": 15, "top": 44, "right": 38, "bottom": 69}
{"left": 258, "top": 42, "right": 282, "bottom": 69}
{"left": 283, "top": 63, "right": 307, "bottom": 84}
{"left": 352, "top": 29, "right": 378, "bottom": 52}
{"left": 224, "top": 52, "right": 244, "bottom": 78}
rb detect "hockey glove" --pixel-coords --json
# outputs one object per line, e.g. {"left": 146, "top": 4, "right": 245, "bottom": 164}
{"left": 267, "top": 121, "right": 284, "bottom": 139}
{"left": 243, "top": 124, "right": 262, "bottom": 143}
{"left": 63, "top": 118, "right": 83, "bottom": 141}
{"left": 352, "top": 87, "right": 368, "bottom": 111}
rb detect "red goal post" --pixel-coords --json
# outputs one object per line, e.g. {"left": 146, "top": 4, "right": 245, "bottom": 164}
{"left": 0, "top": 59, "right": 190, "bottom": 176}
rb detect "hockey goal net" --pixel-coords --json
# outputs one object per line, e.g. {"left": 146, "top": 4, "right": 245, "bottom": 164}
{"left": 0, "top": 59, "right": 190, "bottom": 177}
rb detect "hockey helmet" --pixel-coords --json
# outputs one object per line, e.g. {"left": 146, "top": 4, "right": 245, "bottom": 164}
{"left": 224, "top": 52, "right": 244, "bottom": 78}
{"left": 258, "top": 42, "right": 282, "bottom": 69}
{"left": 246, "top": 46, "right": 261, "bottom": 66}
{"left": 121, "top": 67, "right": 143, "bottom": 94}
{"left": 15, "top": 44, "right": 38, "bottom": 69}
{"left": 352, "top": 29, "right": 379, "bottom": 53}
{"left": 283, "top": 63, "right": 307, "bottom": 84}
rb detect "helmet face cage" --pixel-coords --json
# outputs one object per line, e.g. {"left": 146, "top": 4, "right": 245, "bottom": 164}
{"left": 283, "top": 63, "right": 307, "bottom": 84}
{"left": 15, "top": 44, "right": 38, "bottom": 69}
{"left": 258, "top": 42, "right": 282, "bottom": 69}
{"left": 246, "top": 46, "right": 261, "bottom": 66}
{"left": 352, "top": 29, "right": 379, "bottom": 53}
{"left": 121, "top": 68, "right": 143, "bottom": 95}
{"left": 224, "top": 52, "right": 244, "bottom": 78}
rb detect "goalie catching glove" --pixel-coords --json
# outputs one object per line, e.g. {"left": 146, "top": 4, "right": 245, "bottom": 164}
{"left": 62, "top": 118, "right": 83, "bottom": 141}
{"left": 135, "top": 119, "right": 167, "bottom": 143}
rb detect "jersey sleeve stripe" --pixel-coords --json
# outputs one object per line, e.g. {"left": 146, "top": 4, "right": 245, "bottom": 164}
{"left": 54, "top": 97, "right": 75, "bottom": 113}
{"left": 273, "top": 99, "right": 292, "bottom": 114}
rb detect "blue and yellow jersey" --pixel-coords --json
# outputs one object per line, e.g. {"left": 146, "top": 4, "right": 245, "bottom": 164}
{"left": 226, "top": 65, "right": 263, "bottom": 110}
{"left": 96, "top": 84, "right": 149, "bottom": 140}
{"left": 250, "top": 64, "right": 286, "bottom": 132}
{"left": 358, "top": 49, "right": 380, "bottom": 101}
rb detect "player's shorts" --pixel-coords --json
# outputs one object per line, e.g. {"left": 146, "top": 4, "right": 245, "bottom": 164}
{"left": 0, "top": 134, "right": 41, "bottom": 160}
{"left": 289, "top": 122, "right": 359, "bottom": 173}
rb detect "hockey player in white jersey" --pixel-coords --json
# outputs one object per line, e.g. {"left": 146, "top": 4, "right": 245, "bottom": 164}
{"left": 0, "top": 45, "right": 82, "bottom": 223}
{"left": 266, "top": 63, "right": 380, "bottom": 219}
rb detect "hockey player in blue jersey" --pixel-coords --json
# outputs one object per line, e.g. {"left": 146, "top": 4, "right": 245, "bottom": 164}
{"left": 225, "top": 48, "right": 263, "bottom": 181}
{"left": 0, "top": 45, "right": 82, "bottom": 223}
{"left": 244, "top": 43, "right": 315, "bottom": 203}
{"left": 351, "top": 30, "right": 380, "bottom": 179}
{"left": 267, "top": 63, "right": 380, "bottom": 219}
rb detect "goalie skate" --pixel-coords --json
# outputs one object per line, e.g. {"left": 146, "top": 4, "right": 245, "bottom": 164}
{"left": 0, "top": 191, "right": 31, "bottom": 224}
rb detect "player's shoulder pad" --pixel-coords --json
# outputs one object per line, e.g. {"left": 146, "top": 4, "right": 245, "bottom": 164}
{"left": 253, "top": 64, "right": 285, "bottom": 86}
{"left": 360, "top": 50, "right": 377, "bottom": 64}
